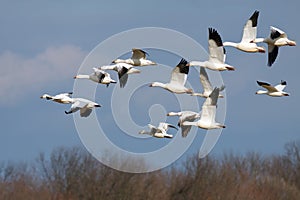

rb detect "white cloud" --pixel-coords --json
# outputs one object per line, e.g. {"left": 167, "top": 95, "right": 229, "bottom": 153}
{"left": 0, "top": 45, "right": 87, "bottom": 105}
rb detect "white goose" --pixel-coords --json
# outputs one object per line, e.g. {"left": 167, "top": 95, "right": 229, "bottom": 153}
{"left": 40, "top": 92, "right": 73, "bottom": 104}
{"left": 65, "top": 98, "right": 101, "bottom": 117}
{"left": 150, "top": 58, "right": 193, "bottom": 94}
{"left": 113, "top": 48, "right": 157, "bottom": 66}
{"left": 256, "top": 80, "right": 289, "bottom": 97}
{"left": 183, "top": 87, "right": 225, "bottom": 130}
{"left": 74, "top": 68, "right": 117, "bottom": 87}
{"left": 139, "top": 122, "right": 178, "bottom": 139}
{"left": 167, "top": 111, "right": 200, "bottom": 137}
{"left": 191, "top": 67, "right": 225, "bottom": 98}
{"left": 188, "top": 28, "right": 235, "bottom": 71}
{"left": 223, "top": 10, "right": 265, "bottom": 53}
{"left": 100, "top": 63, "right": 141, "bottom": 88}
{"left": 253, "top": 26, "right": 296, "bottom": 66}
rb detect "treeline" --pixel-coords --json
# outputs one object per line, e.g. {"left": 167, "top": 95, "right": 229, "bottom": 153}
{"left": 1, "top": 142, "right": 300, "bottom": 200}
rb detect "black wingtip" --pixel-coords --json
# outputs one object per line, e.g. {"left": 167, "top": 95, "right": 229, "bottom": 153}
{"left": 257, "top": 80, "right": 270, "bottom": 86}
{"left": 208, "top": 27, "right": 223, "bottom": 47}
{"left": 281, "top": 80, "right": 287, "bottom": 85}
{"left": 177, "top": 58, "right": 189, "bottom": 74}
{"left": 249, "top": 10, "right": 259, "bottom": 27}
{"left": 179, "top": 58, "right": 188, "bottom": 66}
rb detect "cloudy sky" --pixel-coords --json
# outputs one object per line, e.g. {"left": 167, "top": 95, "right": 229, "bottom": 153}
{"left": 1, "top": 0, "right": 299, "bottom": 166}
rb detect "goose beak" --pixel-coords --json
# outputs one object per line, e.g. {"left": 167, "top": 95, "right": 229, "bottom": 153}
{"left": 95, "top": 104, "right": 101, "bottom": 107}
{"left": 74, "top": 76, "right": 77, "bottom": 79}
{"left": 284, "top": 93, "right": 290, "bottom": 96}
{"left": 289, "top": 41, "right": 296, "bottom": 46}
{"left": 258, "top": 47, "right": 266, "bottom": 53}
{"left": 149, "top": 83, "right": 153, "bottom": 87}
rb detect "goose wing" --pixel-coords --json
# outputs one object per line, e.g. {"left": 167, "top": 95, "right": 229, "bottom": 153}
{"left": 241, "top": 10, "right": 259, "bottom": 43}
{"left": 208, "top": 28, "right": 225, "bottom": 63}
{"left": 131, "top": 48, "right": 148, "bottom": 59}
{"left": 180, "top": 112, "right": 200, "bottom": 137}
{"left": 200, "top": 67, "right": 213, "bottom": 94}
{"left": 170, "top": 58, "right": 189, "bottom": 86}
{"left": 268, "top": 44, "right": 279, "bottom": 66}
{"left": 257, "top": 81, "right": 278, "bottom": 92}
{"left": 80, "top": 105, "right": 93, "bottom": 117}
{"left": 270, "top": 26, "right": 287, "bottom": 39}
{"left": 274, "top": 80, "right": 287, "bottom": 91}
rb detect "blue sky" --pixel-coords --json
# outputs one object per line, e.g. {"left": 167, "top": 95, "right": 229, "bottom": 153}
{"left": 1, "top": 0, "right": 299, "bottom": 165}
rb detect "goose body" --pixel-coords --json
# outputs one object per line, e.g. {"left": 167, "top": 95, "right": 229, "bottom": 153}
{"left": 254, "top": 26, "right": 296, "bottom": 66}
{"left": 256, "top": 80, "right": 289, "bottom": 97}
{"left": 167, "top": 111, "right": 200, "bottom": 137}
{"left": 183, "top": 87, "right": 225, "bottom": 130}
{"left": 74, "top": 68, "right": 117, "bottom": 87}
{"left": 113, "top": 48, "right": 157, "bottom": 66}
{"left": 65, "top": 98, "right": 101, "bottom": 117}
{"left": 188, "top": 28, "right": 235, "bottom": 71}
{"left": 40, "top": 92, "right": 73, "bottom": 104}
{"left": 223, "top": 10, "right": 265, "bottom": 53}
{"left": 100, "top": 63, "right": 141, "bottom": 88}
{"left": 139, "top": 122, "right": 178, "bottom": 139}
{"left": 150, "top": 58, "right": 193, "bottom": 94}
{"left": 191, "top": 67, "right": 225, "bottom": 98}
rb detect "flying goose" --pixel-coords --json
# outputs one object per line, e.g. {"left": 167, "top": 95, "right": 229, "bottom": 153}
{"left": 188, "top": 28, "right": 235, "bottom": 71}
{"left": 183, "top": 87, "right": 225, "bottom": 130}
{"left": 40, "top": 92, "right": 73, "bottom": 104}
{"left": 191, "top": 67, "right": 225, "bottom": 98}
{"left": 149, "top": 58, "right": 193, "bottom": 94}
{"left": 223, "top": 10, "right": 265, "bottom": 53}
{"left": 74, "top": 68, "right": 117, "bottom": 87}
{"left": 253, "top": 26, "right": 296, "bottom": 66}
{"left": 256, "top": 80, "right": 289, "bottom": 97}
{"left": 112, "top": 48, "right": 157, "bottom": 66}
{"left": 65, "top": 98, "right": 101, "bottom": 117}
{"left": 100, "top": 63, "right": 141, "bottom": 88}
{"left": 139, "top": 122, "right": 178, "bottom": 139}
{"left": 167, "top": 111, "right": 200, "bottom": 137}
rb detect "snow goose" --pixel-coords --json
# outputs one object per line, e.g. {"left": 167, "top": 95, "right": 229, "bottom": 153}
{"left": 256, "top": 80, "right": 289, "bottom": 97}
{"left": 149, "top": 58, "right": 193, "bottom": 94}
{"left": 191, "top": 67, "right": 225, "bottom": 98}
{"left": 183, "top": 87, "right": 225, "bottom": 130}
{"left": 74, "top": 68, "right": 117, "bottom": 87}
{"left": 40, "top": 92, "right": 73, "bottom": 104}
{"left": 253, "top": 26, "right": 296, "bottom": 66}
{"left": 65, "top": 98, "right": 101, "bottom": 117}
{"left": 139, "top": 122, "right": 178, "bottom": 139}
{"left": 167, "top": 111, "right": 200, "bottom": 137}
{"left": 188, "top": 28, "right": 235, "bottom": 71}
{"left": 223, "top": 10, "right": 265, "bottom": 53}
{"left": 112, "top": 48, "right": 157, "bottom": 66}
{"left": 100, "top": 63, "right": 141, "bottom": 88}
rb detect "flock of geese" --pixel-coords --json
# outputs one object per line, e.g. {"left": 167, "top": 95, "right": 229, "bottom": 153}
{"left": 41, "top": 10, "right": 296, "bottom": 139}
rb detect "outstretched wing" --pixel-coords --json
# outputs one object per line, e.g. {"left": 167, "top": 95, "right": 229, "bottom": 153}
{"left": 200, "top": 67, "right": 213, "bottom": 94}
{"left": 274, "top": 80, "right": 287, "bottom": 91}
{"left": 270, "top": 26, "right": 287, "bottom": 39}
{"left": 268, "top": 45, "right": 279, "bottom": 66}
{"left": 241, "top": 10, "right": 259, "bottom": 42}
{"left": 170, "top": 58, "right": 189, "bottom": 86}
{"left": 208, "top": 28, "right": 225, "bottom": 63}
{"left": 131, "top": 48, "right": 148, "bottom": 59}
{"left": 257, "top": 81, "right": 278, "bottom": 92}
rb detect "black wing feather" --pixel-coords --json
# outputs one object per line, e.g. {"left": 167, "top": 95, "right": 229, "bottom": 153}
{"left": 208, "top": 28, "right": 223, "bottom": 47}
{"left": 270, "top": 29, "right": 281, "bottom": 40}
{"left": 177, "top": 58, "right": 189, "bottom": 74}
{"left": 268, "top": 46, "right": 279, "bottom": 67}
{"left": 249, "top": 10, "right": 259, "bottom": 27}
{"left": 257, "top": 81, "right": 271, "bottom": 86}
